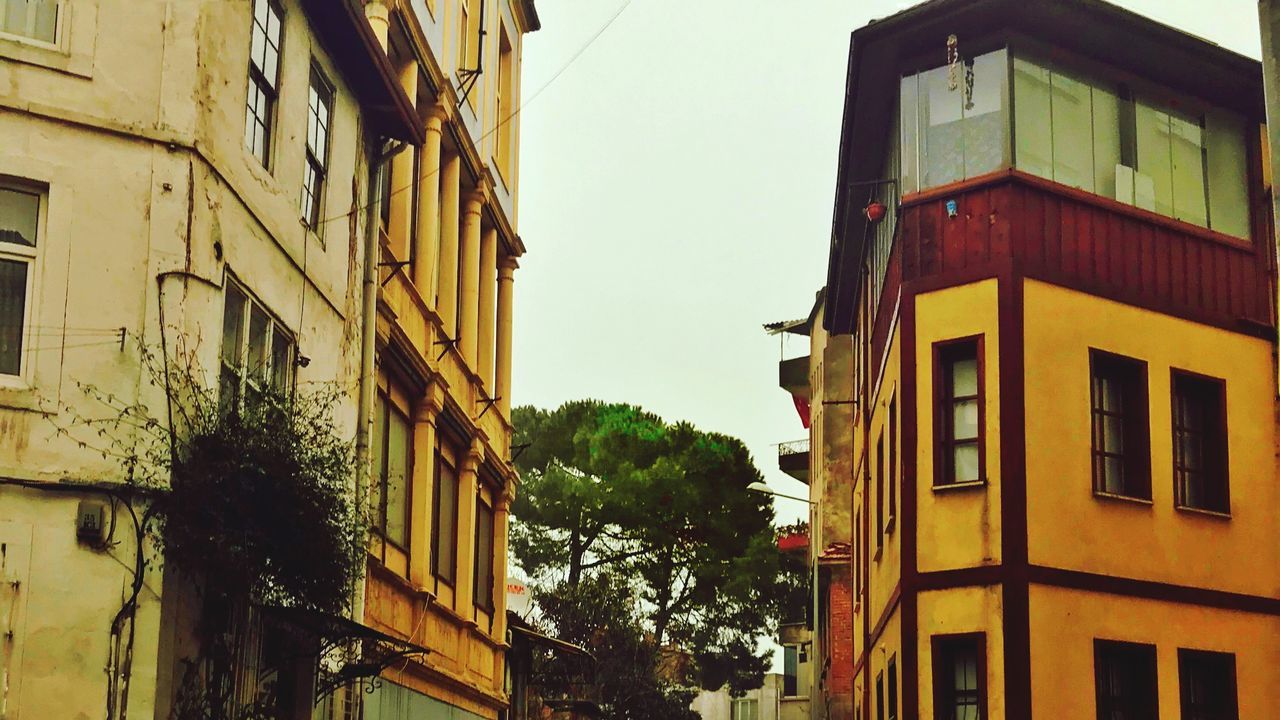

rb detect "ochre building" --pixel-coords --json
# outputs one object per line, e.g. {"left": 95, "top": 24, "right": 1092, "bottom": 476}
{"left": 811, "top": 0, "right": 1280, "bottom": 717}
{"left": 355, "top": 0, "right": 539, "bottom": 719}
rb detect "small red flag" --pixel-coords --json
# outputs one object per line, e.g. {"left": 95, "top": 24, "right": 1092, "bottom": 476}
{"left": 793, "top": 395, "right": 811, "bottom": 429}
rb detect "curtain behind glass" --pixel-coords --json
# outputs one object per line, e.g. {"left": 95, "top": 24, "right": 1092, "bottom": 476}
{"left": 0, "top": 259, "right": 27, "bottom": 375}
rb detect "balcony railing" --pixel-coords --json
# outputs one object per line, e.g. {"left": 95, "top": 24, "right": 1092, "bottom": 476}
{"left": 777, "top": 438, "right": 810, "bottom": 484}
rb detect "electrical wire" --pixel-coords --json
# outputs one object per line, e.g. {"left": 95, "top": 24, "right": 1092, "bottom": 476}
{"left": 311, "top": 0, "right": 635, "bottom": 229}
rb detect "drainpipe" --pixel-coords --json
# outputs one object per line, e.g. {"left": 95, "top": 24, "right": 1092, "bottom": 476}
{"left": 353, "top": 139, "right": 397, "bottom": 621}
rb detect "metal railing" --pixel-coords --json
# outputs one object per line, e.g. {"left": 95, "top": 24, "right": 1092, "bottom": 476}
{"left": 777, "top": 438, "right": 810, "bottom": 457}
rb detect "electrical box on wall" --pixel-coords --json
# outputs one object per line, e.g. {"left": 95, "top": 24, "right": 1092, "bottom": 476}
{"left": 76, "top": 500, "right": 108, "bottom": 545}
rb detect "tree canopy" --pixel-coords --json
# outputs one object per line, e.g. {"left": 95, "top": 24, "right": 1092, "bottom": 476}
{"left": 511, "top": 400, "right": 795, "bottom": 695}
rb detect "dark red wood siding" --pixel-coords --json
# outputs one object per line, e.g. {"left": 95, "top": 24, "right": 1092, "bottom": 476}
{"left": 888, "top": 171, "right": 1276, "bottom": 337}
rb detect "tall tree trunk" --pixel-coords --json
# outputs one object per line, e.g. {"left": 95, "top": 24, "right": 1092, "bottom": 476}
{"left": 568, "top": 512, "right": 583, "bottom": 588}
{"left": 652, "top": 546, "right": 675, "bottom": 648}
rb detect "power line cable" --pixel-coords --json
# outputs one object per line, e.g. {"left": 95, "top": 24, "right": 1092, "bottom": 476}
{"left": 312, "top": 0, "right": 634, "bottom": 228}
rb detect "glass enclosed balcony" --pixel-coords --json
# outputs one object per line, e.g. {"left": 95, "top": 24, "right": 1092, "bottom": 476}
{"left": 898, "top": 48, "right": 1251, "bottom": 241}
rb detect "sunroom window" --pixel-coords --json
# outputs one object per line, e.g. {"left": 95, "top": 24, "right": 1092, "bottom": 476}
{"left": 900, "top": 51, "right": 1251, "bottom": 240}
{"left": 1012, "top": 55, "right": 1250, "bottom": 239}
{"left": 901, "top": 49, "right": 1008, "bottom": 194}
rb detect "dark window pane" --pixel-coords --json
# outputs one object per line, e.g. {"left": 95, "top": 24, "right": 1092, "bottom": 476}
{"left": 474, "top": 498, "right": 495, "bottom": 610}
{"left": 271, "top": 325, "right": 292, "bottom": 392}
{"left": 0, "top": 187, "right": 39, "bottom": 247}
{"left": 386, "top": 407, "right": 411, "bottom": 547}
{"left": 0, "top": 259, "right": 28, "bottom": 375}
{"left": 371, "top": 397, "right": 388, "bottom": 532}
{"left": 1090, "top": 352, "right": 1149, "bottom": 498}
{"left": 1094, "top": 640, "right": 1158, "bottom": 720}
{"left": 433, "top": 454, "right": 458, "bottom": 583}
{"left": 1179, "top": 650, "right": 1237, "bottom": 720}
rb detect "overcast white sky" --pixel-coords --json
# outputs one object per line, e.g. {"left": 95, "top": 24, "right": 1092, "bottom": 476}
{"left": 508, "top": 0, "right": 1263, "bottom": 675}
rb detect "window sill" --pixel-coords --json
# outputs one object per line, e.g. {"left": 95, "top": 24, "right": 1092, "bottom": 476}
{"left": 0, "top": 34, "right": 91, "bottom": 78}
{"left": 932, "top": 480, "right": 987, "bottom": 493}
{"left": 1174, "top": 505, "right": 1232, "bottom": 520}
{"left": 0, "top": 382, "right": 44, "bottom": 413}
{"left": 1092, "top": 491, "right": 1153, "bottom": 507}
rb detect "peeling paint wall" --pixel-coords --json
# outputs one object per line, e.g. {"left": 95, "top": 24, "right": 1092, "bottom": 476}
{"left": 0, "top": 0, "right": 376, "bottom": 716}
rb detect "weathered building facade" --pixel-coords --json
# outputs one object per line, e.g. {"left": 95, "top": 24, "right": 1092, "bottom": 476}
{"left": 355, "top": 0, "right": 538, "bottom": 717}
{"left": 0, "top": 0, "right": 534, "bottom": 717}
{"left": 801, "top": 0, "right": 1280, "bottom": 717}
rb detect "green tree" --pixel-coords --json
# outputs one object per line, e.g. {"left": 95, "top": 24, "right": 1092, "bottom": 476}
{"left": 533, "top": 574, "right": 698, "bottom": 720}
{"left": 511, "top": 401, "right": 787, "bottom": 694}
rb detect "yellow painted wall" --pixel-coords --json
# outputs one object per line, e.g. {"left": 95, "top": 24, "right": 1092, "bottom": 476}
{"left": 917, "top": 585, "right": 1006, "bottom": 720}
{"left": 1029, "top": 584, "right": 1280, "bottom": 718}
{"left": 868, "top": 325, "right": 903, "bottom": 616}
{"left": 1023, "top": 279, "right": 1280, "bottom": 597}
{"left": 914, "top": 280, "right": 1003, "bottom": 573}
{"left": 866, "top": 611, "right": 903, "bottom": 720}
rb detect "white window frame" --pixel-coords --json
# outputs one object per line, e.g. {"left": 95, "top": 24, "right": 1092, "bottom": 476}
{"left": 0, "top": 0, "right": 64, "bottom": 49}
{"left": 219, "top": 276, "right": 295, "bottom": 408}
{"left": 0, "top": 181, "right": 43, "bottom": 385}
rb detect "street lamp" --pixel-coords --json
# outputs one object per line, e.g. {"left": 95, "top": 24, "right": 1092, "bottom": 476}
{"left": 747, "top": 481, "right": 815, "bottom": 505}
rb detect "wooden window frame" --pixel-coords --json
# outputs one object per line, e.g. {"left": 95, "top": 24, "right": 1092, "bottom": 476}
{"left": 887, "top": 654, "right": 898, "bottom": 720}
{"left": 1089, "top": 349, "right": 1152, "bottom": 501}
{"left": 0, "top": 0, "right": 63, "bottom": 47}
{"left": 430, "top": 447, "right": 460, "bottom": 586}
{"left": 932, "top": 633, "right": 988, "bottom": 720}
{"left": 933, "top": 335, "right": 987, "bottom": 488}
{"left": 876, "top": 430, "right": 886, "bottom": 537}
{"left": 1177, "top": 648, "right": 1238, "bottom": 720}
{"left": 0, "top": 181, "right": 42, "bottom": 381}
{"left": 1170, "top": 369, "right": 1230, "bottom": 516}
{"left": 876, "top": 670, "right": 885, "bottom": 720}
{"left": 219, "top": 275, "right": 296, "bottom": 409}
{"left": 888, "top": 393, "right": 898, "bottom": 526}
{"left": 301, "top": 62, "right": 334, "bottom": 231}
{"left": 1094, "top": 639, "right": 1159, "bottom": 720}
{"left": 245, "top": 0, "right": 284, "bottom": 169}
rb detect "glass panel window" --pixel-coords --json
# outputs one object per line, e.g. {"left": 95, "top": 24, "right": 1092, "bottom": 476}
{"left": 301, "top": 65, "right": 334, "bottom": 229}
{"left": 783, "top": 646, "right": 799, "bottom": 697}
{"left": 219, "top": 278, "right": 295, "bottom": 408}
{"left": 731, "top": 699, "right": 759, "bottom": 720}
{"left": 904, "top": 49, "right": 1008, "bottom": 191}
{"left": 0, "top": 185, "right": 38, "bottom": 378}
{"left": 1090, "top": 351, "right": 1150, "bottom": 499}
{"left": 0, "top": 260, "right": 29, "bottom": 376}
{"left": 1172, "top": 372, "right": 1229, "bottom": 514}
{"left": 373, "top": 395, "right": 411, "bottom": 548}
{"left": 1094, "top": 640, "right": 1158, "bottom": 720}
{"left": 933, "top": 634, "right": 985, "bottom": 720}
{"left": 432, "top": 449, "right": 459, "bottom": 584}
{"left": 473, "top": 496, "right": 495, "bottom": 611}
{"left": 245, "top": 0, "right": 283, "bottom": 167}
{"left": 1178, "top": 649, "right": 1238, "bottom": 720}
{"left": 935, "top": 338, "right": 983, "bottom": 486}
{"left": 1205, "top": 109, "right": 1250, "bottom": 239}
{"left": 0, "top": 0, "right": 60, "bottom": 44}
{"left": 1012, "top": 54, "right": 1249, "bottom": 239}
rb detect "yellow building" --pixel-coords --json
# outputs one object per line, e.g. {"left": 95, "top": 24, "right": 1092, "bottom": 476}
{"left": 0, "top": 0, "right": 416, "bottom": 715}
{"left": 814, "top": 0, "right": 1280, "bottom": 717}
{"left": 355, "top": 1, "right": 538, "bottom": 719}
{"left": 0, "top": 0, "right": 534, "bottom": 717}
